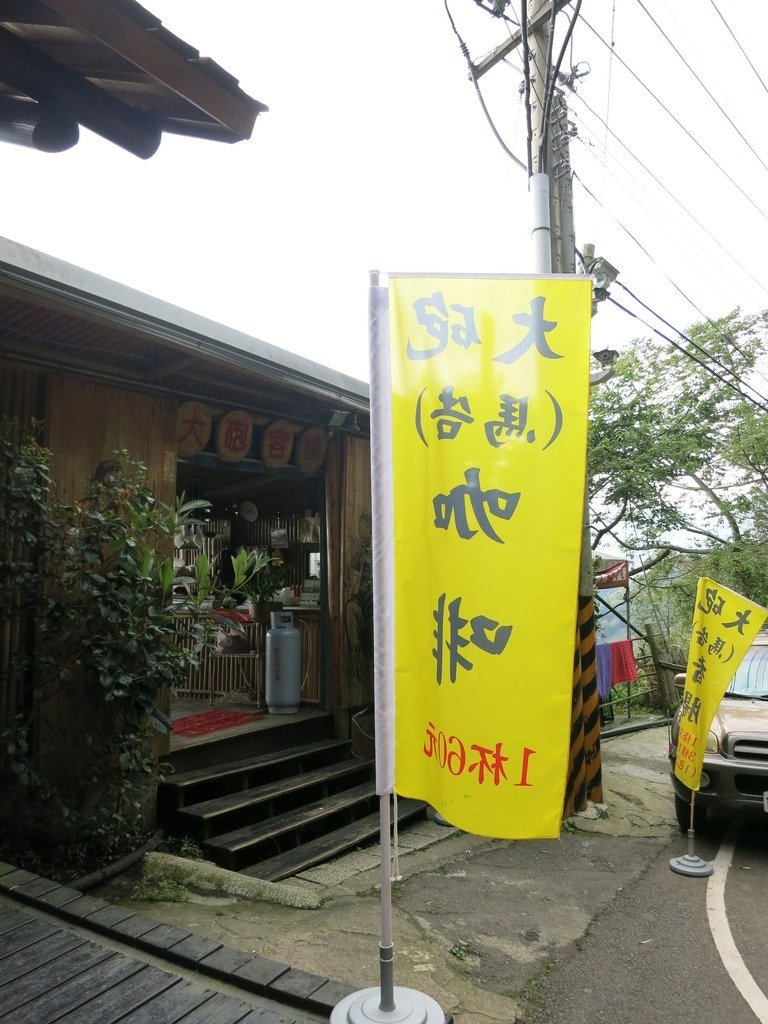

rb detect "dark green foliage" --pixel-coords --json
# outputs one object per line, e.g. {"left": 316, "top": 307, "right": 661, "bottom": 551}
{"left": 0, "top": 424, "right": 219, "bottom": 872}
{"left": 589, "top": 309, "right": 768, "bottom": 632}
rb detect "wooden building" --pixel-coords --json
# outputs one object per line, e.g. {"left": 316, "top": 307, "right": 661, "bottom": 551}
{"left": 0, "top": 4, "right": 388, "bottom": 875}
{"left": 0, "top": 236, "right": 374, "bottom": 768}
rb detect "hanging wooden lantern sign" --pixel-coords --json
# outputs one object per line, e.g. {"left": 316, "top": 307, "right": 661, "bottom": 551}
{"left": 260, "top": 419, "right": 295, "bottom": 468}
{"left": 294, "top": 426, "right": 328, "bottom": 471}
{"left": 177, "top": 401, "right": 212, "bottom": 455}
{"left": 216, "top": 409, "right": 254, "bottom": 462}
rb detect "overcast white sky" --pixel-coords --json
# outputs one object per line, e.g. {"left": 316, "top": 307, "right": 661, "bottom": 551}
{"left": 3, "top": 1, "right": 768, "bottom": 384}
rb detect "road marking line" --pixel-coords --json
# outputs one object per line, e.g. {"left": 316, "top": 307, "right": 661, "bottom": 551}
{"left": 707, "top": 824, "right": 768, "bottom": 1023}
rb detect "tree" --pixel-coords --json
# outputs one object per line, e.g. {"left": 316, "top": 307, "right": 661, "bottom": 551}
{"left": 588, "top": 309, "right": 768, "bottom": 634}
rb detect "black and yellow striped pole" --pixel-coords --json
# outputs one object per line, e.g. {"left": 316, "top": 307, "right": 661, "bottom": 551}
{"left": 579, "top": 594, "right": 603, "bottom": 803}
{"left": 564, "top": 485, "right": 604, "bottom": 817}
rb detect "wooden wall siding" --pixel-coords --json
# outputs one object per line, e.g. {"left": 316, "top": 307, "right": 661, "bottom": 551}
{"left": 35, "top": 374, "right": 177, "bottom": 774}
{"left": 0, "top": 365, "right": 46, "bottom": 741}
{"left": 339, "top": 435, "right": 373, "bottom": 709}
{"left": 323, "top": 435, "right": 344, "bottom": 728}
{"left": 0, "top": 363, "right": 45, "bottom": 428}
{"left": 46, "top": 375, "right": 177, "bottom": 507}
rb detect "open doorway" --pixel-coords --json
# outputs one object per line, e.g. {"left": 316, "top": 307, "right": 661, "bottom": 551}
{"left": 170, "top": 456, "right": 327, "bottom": 747}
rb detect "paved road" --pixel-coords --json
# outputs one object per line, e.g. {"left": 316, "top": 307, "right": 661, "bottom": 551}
{"left": 521, "top": 819, "right": 768, "bottom": 1024}
{"left": 93, "top": 725, "right": 768, "bottom": 1024}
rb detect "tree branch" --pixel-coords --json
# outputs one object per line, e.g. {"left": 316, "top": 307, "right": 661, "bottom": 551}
{"left": 591, "top": 497, "right": 628, "bottom": 549}
{"left": 627, "top": 547, "right": 671, "bottom": 576}
{"left": 686, "top": 472, "right": 742, "bottom": 542}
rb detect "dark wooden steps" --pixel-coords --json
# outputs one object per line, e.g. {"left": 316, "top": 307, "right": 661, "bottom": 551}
{"left": 243, "top": 797, "right": 427, "bottom": 882}
{"left": 175, "top": 758, "right": 375, "bottom": 840}
{"left": 203, "top": 782, "right": 378, "bottom": 870}
{"left": 160, "top": 738, "right": 352, "bottom": 814}
{"left": 160, "top": 732, "right": 427, "bottom": 879}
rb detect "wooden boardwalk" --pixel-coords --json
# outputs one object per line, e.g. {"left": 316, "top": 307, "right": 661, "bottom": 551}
{"left": 0, "top": 862, "right": 354, "bottom": 1023}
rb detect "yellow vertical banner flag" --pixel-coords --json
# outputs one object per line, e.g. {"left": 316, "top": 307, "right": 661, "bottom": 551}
{"left": 674, "top": 577, "right": 767, "bottom": 791}
{"left": 387, "top": 274, "right": 592, "bottom": 839}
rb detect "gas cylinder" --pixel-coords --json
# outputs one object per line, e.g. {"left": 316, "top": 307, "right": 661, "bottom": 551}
{"left": 265, "top": 610, "right": 302, "bottom": 714}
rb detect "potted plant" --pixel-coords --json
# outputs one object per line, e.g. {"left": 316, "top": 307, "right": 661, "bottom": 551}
{"left": 228, "top": 549, "right": 283, "bottom": 619}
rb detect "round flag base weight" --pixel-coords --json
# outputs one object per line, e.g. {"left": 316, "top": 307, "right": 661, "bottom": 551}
{"left": 330, "top": 986, "right": 446, "bottom": 1024}
{"left": 669, "top": 852, "right": 713, "bottom": 877}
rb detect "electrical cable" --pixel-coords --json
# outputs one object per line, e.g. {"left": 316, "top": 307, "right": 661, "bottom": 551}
{"left": 572, "top": 170, "right": 768, "bottom": 391}
{"left": 539, "top": 0, "right": 583, "bottom": 173}
{"left": 443, "top": 0, "right": 527, "bottom": 172}
{"left": 708, "top": 0, "right": 768, "bottom": 100}
{"left": 598, "top": 0, "right": 617, "bottom": 214}
{"left": 573, "top": 133, "right": 761, "bottom": 313}
{"left": 614, "top": 280, "right": 768, "bottom": 408}
{"left": 520, "top": 0, "right": 533, "bottom": 174}
{"left": 604, "top": 293, "right": 768, "bottom": 413}
{"left": 497, "top": 39, "right": 768, "bottom": 314}
{"left": 580, "top": 15, "right": 768, "bottom": 228}
{"left": 539, "top": 0, "right": 558, "bottom": 173}
{"left": 634, "top": 0, "right": 768, "bottom": 181}
{"left": 566, "top": 89, "right": 768, "bottom": 304}
{"left": 470, "top": 0, "right": 520, "bottom": 27}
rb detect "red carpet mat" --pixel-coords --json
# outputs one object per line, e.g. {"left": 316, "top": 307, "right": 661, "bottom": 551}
{"left": 172, "top": 709, "right": 263, "bottom": 738}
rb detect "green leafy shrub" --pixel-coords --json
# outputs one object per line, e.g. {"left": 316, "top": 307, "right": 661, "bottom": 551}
{"left": 0, "top": 424, "right": 223, "bottom": 873}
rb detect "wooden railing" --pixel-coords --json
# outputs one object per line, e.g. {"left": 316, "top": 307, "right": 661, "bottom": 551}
{"left": 174, "top": 609, "right": 321, "bottom": 705}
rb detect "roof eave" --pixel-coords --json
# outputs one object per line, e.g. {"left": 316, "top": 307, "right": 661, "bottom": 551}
{"left": 0, "top": 235, "right": 370, "bottom": 413}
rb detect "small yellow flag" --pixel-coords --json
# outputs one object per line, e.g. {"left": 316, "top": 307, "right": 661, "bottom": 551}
{"left": 674, "top": 577, "right": 767, "bottom": 791}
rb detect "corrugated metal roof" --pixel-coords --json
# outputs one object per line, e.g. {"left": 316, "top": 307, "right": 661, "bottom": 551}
{"left": 0, "top": 235, "right": 370, "bottom": 428}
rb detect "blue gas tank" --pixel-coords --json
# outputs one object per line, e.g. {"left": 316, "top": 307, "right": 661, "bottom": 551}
{"left": 265, "top": 610, "right": 302, "bottom": 714}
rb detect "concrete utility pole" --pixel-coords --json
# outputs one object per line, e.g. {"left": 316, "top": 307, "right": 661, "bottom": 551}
{"left": 477, "top": 1, "right": 603, "bottom": 814}
{"left": 544, "top": 74, "right": 603, "bottom": 815}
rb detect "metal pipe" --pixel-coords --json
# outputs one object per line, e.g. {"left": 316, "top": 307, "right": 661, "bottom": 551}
{"left": 378, "top": 794, "right": 395, "bottom": 1012}
{"left": 529, "top": 172, "right": 552, "bottom": 273}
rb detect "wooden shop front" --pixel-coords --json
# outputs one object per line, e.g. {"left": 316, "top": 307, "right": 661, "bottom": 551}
{"left": 0, "top": 238, "right": 374, "bottom": 773}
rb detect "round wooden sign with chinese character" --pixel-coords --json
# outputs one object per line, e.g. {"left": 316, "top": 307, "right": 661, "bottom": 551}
{"left": 177, "top": 401, "right": 212, "bottom": 455}
{"left": 294, "top": 426, "right": 328, "bottom": 472}
{"left": 260, "top": 419, "right": 295, "bottom": 468}
{"left": 216, "top": 410, "right": 254, "bottom": 462}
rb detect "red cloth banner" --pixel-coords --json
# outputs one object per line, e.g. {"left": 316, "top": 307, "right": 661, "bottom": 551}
{"left": 594, "top": 560, "right": 629, "bottom": 590}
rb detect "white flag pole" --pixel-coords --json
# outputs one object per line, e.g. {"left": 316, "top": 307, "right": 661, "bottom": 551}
{"left": 330, "top": 273, "right": 446, "bottom": 1023}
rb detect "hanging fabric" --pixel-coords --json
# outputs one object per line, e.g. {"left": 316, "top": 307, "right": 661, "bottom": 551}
{"left": 610, "top": 638, "right": 638, "bottom": 686}
{"left": 595, "top": 643, "right": 612, "bottom": 698}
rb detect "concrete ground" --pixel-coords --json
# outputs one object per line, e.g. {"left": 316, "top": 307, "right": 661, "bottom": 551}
{"left": 96, "top": 721, "right": 678, "bottom": 1024}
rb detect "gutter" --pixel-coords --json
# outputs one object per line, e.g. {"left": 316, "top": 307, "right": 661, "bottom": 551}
{"left": 601, "top": 717, "right": 672, "bottom": 739}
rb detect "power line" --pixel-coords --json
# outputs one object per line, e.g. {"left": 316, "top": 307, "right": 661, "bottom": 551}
{"left": 572, "top": 169, "right": 729, "bottom": 314}
{"left": 572, "top": 170, "right": 768, "bottom": 391}
{"left": 566, "top": 87, "right": 768, "bottom": 303}
{"left": 538, "top": 0, "right": 558, "bottom": 173}
{"left": 580, "top": 15, "right": 768, "bottom": 228}
{"left": 539, "top": 0, "right": 583, "bottom": 173}
{"left": 492, "top": 45, "right": 768, "bottom": 306}
{"left": 599, "top": 0, "right": 617, "bottom": 206}
{"left": 614, "top": 280, "right": 768, "bottom": 409}
{"left": 605, "top": 293, "right": 768, "bottom": 414}
{"left": 708, "top": 0, "right": 768, "bottom": 100}
{"left": 573, "top": 132, "right": 762, "bottom": 313}
{"left": 470, "top": 0, "right": 520, "bottom": 27}
{"left": 634, "top": 0, "right": 768, "bottom": 180}
{"left": 443, "top": 0, "right": 527, "bottom": 172}
{"left": 519, "top": 0, "right": 534, "bottom": 173}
